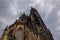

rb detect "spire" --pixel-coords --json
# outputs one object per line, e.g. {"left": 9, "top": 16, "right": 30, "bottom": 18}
{"left": 30, "top": 7, "right": 38, "bottom": 13}
{"left": 19, "top": 12, "right": 22, "bottom": 20}
{"left": 18, "top": 12, "right": 26, "bottom": 20}
{"left": 21, "top": 12, "right": 26, "bottom": 20}
{"left": 4, "top": 25, "right": 9, "bottom": 31}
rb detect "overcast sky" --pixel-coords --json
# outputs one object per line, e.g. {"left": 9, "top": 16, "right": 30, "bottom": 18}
{"left": 0, "top": 0, "right": 60, "bottom": 40}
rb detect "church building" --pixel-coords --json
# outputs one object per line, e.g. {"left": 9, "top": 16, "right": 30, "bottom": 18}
{"left": 1, "top": 7, "right": 54, "bottom": 40}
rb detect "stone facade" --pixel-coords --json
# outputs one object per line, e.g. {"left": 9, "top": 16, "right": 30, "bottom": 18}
{"left": 1, "top": 7, "right": 54, "bottom": 40}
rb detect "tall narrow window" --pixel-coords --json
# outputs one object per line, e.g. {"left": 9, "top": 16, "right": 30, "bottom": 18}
{"left": 18, "top": 27, "right": 23, "bottom": 40}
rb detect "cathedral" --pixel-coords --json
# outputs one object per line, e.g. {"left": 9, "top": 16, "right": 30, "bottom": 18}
{"left": 1, "top": 7, "right": 54, "bottom": 40}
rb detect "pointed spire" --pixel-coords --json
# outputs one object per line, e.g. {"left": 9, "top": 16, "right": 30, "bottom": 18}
{"left": 4, "top": 25, "right": 9, "bottom": 31}
{"left": 30, "top": 7, "right": 39, "bottom": 16}
{"left": 30, "top": 7, "right": 37, "bottom": 12}
{"left": 21, "top": 12, "right": 26, "bottom": 20}
{"left": 19, "top": 12, "right": 22, "bottom": 20}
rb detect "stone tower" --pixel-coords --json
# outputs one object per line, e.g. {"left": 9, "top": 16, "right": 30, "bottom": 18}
{"left": 1, "top": 7, "right": 54, "bottom": 40}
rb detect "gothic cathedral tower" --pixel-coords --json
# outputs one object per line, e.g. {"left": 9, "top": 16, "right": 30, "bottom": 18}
{"left": 1, "top": 7, "right": 54, "bottom": 40}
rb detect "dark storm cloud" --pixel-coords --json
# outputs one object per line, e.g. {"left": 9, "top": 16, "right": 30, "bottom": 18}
{"left": 0, "top": 0, "right": 60, "bottom": 40}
